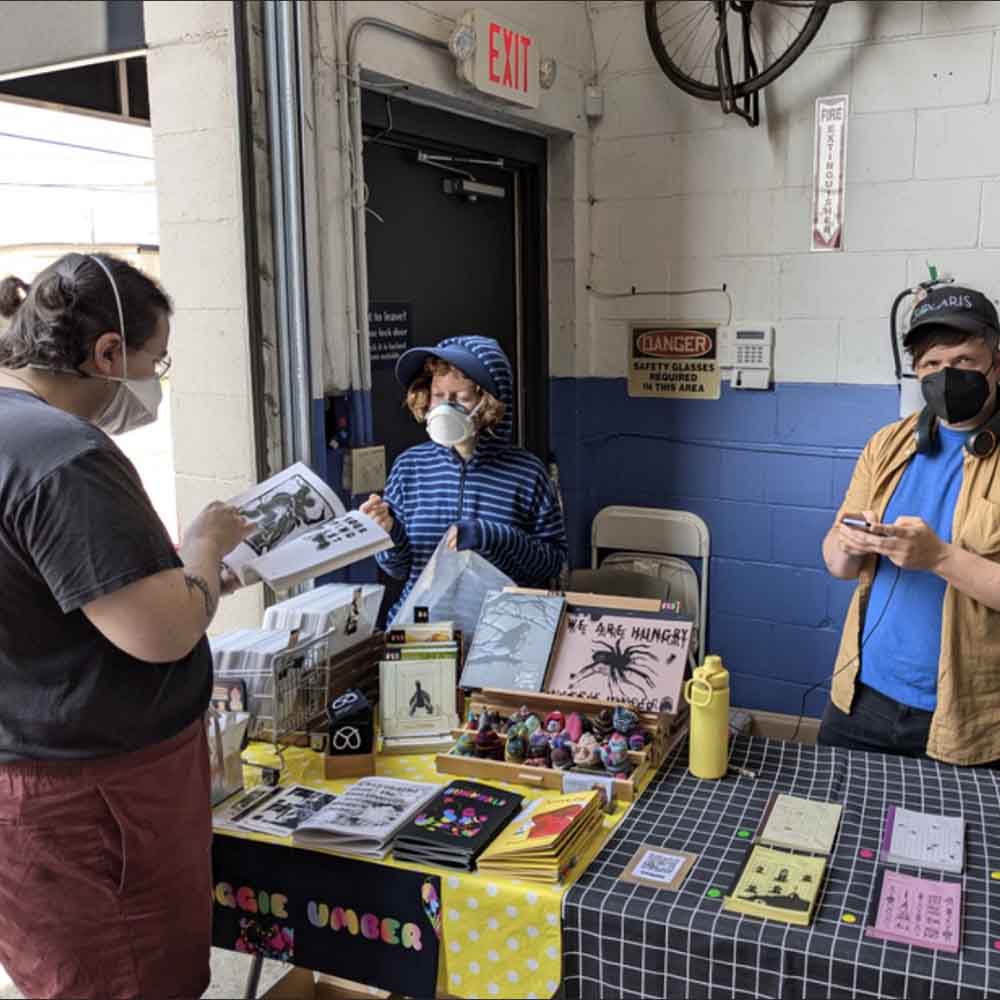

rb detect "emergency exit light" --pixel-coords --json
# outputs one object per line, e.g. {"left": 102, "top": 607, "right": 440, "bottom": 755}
{"left": 449, "top": 8, "right": 542, "bottom": 109}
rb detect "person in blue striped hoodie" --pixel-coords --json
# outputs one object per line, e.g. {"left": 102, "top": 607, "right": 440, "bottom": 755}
{"left": 360, "top": 335, "right": 567, "bottom": 621}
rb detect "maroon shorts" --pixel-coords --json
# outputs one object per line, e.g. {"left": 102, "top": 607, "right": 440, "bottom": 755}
{"left": 0, "top": 719, "right": 213, "bottom": 999}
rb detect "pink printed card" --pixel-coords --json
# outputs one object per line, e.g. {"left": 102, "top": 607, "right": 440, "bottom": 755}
{"left": 865, "top": 870, "right": 962, "bottom": 954}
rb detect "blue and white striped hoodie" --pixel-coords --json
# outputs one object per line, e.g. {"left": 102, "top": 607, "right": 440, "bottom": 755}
{"left": 376, "top": 336, "right": 567, "bottom": 619}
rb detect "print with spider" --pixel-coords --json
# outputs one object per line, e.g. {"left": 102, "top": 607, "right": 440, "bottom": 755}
{"left": 568, "top": 637, "right": 657, "bottom": 701}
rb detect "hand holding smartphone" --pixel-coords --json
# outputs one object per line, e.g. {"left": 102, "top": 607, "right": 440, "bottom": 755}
{"left": 840, "top": 514, "right": 894, "bottom": 537}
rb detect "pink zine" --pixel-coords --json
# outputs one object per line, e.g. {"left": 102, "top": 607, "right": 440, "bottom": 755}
{"left": 865, "top": 871, "right": 962, "bottom": 954}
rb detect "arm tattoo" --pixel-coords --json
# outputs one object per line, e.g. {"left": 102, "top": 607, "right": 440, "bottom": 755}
{"left": 184, "top": 572, "right": 219, "bottom": 620}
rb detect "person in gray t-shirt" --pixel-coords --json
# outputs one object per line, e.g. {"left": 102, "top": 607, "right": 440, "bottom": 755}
{"left": 0, "top": 252, "right": 253, "bottom": 1000}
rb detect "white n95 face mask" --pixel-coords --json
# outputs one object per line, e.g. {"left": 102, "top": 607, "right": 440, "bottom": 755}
{"left": 426, "top": 399, "right": 483, "bottom": 447}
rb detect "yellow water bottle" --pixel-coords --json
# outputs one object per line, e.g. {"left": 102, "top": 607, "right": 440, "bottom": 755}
{"left": 683, "top": 654, "right": 730, "bottom": 780}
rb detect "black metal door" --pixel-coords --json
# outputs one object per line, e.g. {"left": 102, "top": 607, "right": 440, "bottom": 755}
{"left": 364, "top": 139, "right": 519, "bottom": 465}
{"left": 361, "top": 93, "right": 548, "bottom": 621}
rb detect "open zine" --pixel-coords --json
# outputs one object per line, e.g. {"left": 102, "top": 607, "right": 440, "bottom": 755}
{"left": 212, "top": 783, "right": 338, "bottom": 837}
{"left": 222, "top": 462, "right": 392, "bottom": 590}
{"left": 232, "top": 784, "right": 340, "bottom": 838}
{"left": 212, "top": 783, "right": 282, "bottom": 832}
{"left": 291, "top": 777, "right": 440, "bottom": 858}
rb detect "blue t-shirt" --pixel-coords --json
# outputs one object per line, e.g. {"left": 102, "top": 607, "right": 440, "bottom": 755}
{"left": 860, "top": 425, "right": 965, "bottom": 710}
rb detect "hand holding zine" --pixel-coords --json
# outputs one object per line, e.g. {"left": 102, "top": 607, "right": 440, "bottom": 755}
{"left": 221, "top": 463, "right": 392, "bottom": 591}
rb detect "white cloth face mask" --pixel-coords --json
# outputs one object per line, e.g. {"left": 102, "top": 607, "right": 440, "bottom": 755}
{"left": 426, "top": 398, "right": 483, "bottom": 447}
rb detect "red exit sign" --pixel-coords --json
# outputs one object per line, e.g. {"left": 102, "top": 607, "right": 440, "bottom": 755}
{"left": 456, "top": 9, "right": 541, "bottom": 108}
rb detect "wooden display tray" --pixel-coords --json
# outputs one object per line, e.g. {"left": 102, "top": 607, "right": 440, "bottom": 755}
{"left": 435, "top": 688, "right": 684, "bottom": 802}
{"left": 437, "top": 737, "right": 649, "bottom": 801}
{"left": 323, "top": 750, "right": 376, "bottom": 780}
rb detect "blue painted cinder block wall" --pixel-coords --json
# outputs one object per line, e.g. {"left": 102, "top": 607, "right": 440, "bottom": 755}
{"left": 549, "top": 378, "right": 899, "bottom": 718}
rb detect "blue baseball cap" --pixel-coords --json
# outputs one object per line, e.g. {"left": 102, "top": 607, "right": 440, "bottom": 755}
{"left": 394, "top": 342, "right": 499, "bottom": 398}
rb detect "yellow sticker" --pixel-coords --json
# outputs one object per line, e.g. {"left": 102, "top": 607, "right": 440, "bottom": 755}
{"left": 842, "top": 913, "right": 857, "bottom": 924}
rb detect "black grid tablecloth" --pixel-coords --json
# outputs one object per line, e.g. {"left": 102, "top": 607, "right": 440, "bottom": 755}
{"left": 563, "top": 736, "right": 1000, "bottom": 999}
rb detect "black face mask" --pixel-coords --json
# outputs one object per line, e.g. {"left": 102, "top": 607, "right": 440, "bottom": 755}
{"left": 920, "top": 367, "right": 992, "bottom": 424}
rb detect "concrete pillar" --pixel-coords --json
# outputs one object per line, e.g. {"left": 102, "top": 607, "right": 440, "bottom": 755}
{"left": 144, "top": 0, "right": 263, "bottom": 633}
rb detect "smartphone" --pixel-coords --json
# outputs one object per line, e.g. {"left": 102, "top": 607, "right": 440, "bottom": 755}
{"left": 841, "top": 514, "right": 893, "bottom": 536}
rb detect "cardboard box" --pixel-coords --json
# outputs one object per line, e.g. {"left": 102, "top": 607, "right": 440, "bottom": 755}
{"left": 323, "top": 750, "right": 376, "bottom": 780}
{"left": 261, "top": 968, "right": 394, "bottom": 1000}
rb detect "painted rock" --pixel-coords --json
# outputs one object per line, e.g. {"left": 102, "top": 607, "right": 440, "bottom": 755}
{"left": 475, "top": 728, "right": 504, "bottom": 761}
{"left": 613, "top": 706, "right": 640, "bottom": 735}
{"left": 600, "top": 731, "right": 631, "bottom": 774}
{"left": 572, "top": 732, "right": 601, "bottom": 767}
{"left": 522, "top": 713, "right": 542, "bottom": 736}
{"left": 564, "top": 712, "right": 584, "bottom": 743}
{"left": 505, "top": 724, "right": 527, "bottom": 763}
{"left": 550, "top": 739, "right": 574, "bottom": 770}
{"left": 543, "top": 710, "right": 565, "bottom": 735}
{"left": 592, "top": 708, "right": 615, "bottom": 741}
{"left": 525, "top": 731, "right": 551, "bottom": 767}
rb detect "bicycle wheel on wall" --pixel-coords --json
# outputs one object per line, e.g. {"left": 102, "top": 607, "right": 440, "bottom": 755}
{"left": 644, "top": 0, "right": 832, "bottom": 102}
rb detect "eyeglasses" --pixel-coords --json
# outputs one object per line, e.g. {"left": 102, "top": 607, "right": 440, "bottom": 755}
{"left": 135, "top": 348, "right": 172, "bottom": 380}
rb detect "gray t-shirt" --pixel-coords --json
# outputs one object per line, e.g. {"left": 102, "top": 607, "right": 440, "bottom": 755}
{"left": 0, "top": 388, "right": 211, "bottom": 761}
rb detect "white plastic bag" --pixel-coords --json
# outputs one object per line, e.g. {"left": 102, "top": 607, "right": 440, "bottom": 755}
{"left": 389, "top": 536, "right": 513, "bottom": 642}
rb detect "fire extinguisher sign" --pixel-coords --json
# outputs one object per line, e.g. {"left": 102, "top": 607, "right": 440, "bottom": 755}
{"left": 811, "top": 94, "right": 849, "bottom": 252}
{"left": 627, "top": 325, "right": 720, "bottom": 400}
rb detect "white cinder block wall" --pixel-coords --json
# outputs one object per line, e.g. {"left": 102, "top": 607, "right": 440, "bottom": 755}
{"left": 588, "top": 0, "right": 1000, "bottom": 382}
{"left": 144, "top": 1, "right": 264, "bottom": 633}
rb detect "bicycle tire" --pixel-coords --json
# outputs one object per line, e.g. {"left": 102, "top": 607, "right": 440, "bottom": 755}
{"left": 644, "top": 0, "right": 832, "bottom": 102}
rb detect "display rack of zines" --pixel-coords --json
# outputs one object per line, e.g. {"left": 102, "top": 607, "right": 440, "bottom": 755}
{"left": 435, "top": 688, "right": 688, "bottom": 802}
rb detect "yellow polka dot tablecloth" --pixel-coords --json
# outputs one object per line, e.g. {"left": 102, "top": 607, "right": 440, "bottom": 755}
{"left": 231, "top": 744, "right": 655, "bottom": 999}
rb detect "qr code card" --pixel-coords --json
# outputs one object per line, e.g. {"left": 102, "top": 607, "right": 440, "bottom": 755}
{"left": 620, "top": 844, "right": 698, "bottom": 891}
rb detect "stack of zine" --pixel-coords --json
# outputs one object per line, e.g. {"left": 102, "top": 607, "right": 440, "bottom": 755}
{"left": 723, "top": 793, "right": 843, "bottom": 929}
{"left": 880, "top": 805, "right": 965, "bottom": 874}
{"left": 477, "top": 790, "right": 605, "bottom": 884}
{"left": 392, "top": 780, "right": 524, "bottom": 871}
{"left": 290, "top": 776, "right": 438, "bottom": 859}
{"left": 864, "top": 805, "right": 966, "bottom": 954}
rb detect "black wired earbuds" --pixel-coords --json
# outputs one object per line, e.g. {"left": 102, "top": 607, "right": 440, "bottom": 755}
{"left": 790, "top": 566, "right": 902, "bottom": 744}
